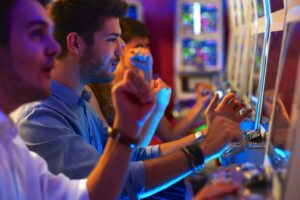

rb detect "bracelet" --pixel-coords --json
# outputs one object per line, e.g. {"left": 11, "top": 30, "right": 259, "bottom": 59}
{"left": 194, "top": 131, "right": 205, "bottom": 142}
{"left": 181, "top": 144, "right": 205, "bottom": 175}
{"left": 108, "top": 127, "right": 139, "bottom": 149}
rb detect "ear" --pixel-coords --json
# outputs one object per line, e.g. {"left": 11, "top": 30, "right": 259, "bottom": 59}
{"left": 66, "top": 32, "right": 84, "bottom": 55}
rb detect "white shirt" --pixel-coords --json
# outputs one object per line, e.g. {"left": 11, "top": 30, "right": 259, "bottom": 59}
{"left": 0, "top": 110, "right": 89, "bottom": 200}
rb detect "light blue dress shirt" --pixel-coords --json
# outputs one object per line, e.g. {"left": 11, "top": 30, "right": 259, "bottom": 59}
{"left": 11, "top": 80, "right": 160, "bottom": 199}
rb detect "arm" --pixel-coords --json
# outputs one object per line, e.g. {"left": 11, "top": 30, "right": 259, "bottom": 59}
{"left": 141, "top": 115, "right": 242, "bottom": 198}
{"left": 87, "top": 69, "right": 155, "bottom": 200}
{"left": 193, "top": 182, "right": 239, "bottom": 200}
{"left": 156, "top": 100, "right": 206, "bottom": 141}
{"left": 139, "top": 78, "right": 171, "bottom": 146}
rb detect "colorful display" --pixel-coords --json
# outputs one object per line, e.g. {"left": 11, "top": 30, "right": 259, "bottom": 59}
{"left": 126, "top": 5, "right": 138, "bottom": 20}
{"left": 256, "top": 0, "right": 264, "bottom": 18}
{"left": 182, "top": 39, "right": 217, "bottom": 69}
{"left": 181, "top": 2, "right": 218, "bottom": 34}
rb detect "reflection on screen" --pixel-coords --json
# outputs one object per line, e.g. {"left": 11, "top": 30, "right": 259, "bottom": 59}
{"left": 182, "top": 39, "right": 217, "bottom": 69}
{"left": 251, "top": 33, "right": 264, "bottom": 99}
{"left": 268, "top": 22, "right": 300, "bottom": 169}
{"left": 261, "top": 31, "right": 283, "bottom": 125}
{"left": 181, "top": 2, "right": 218, "bottom": 34}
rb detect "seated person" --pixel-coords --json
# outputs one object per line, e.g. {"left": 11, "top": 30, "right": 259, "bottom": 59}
{"left": 12, "top": 0, "right": 249, "bottom": 198}
{"left": 0, "top": 0, "right": 155, "bottom": 199}
{"left": 87, "top": 18, "right": 216, "bottom": 146}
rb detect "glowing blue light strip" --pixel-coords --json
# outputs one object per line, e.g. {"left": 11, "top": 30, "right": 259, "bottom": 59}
{"left": 193, "top": 3, "right": 201, "bottom": 35}
{"left": 254, "top": 0, "right": 271, "bottom": 130}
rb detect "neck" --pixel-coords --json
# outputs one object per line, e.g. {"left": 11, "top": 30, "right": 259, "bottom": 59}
{"left": 52, "top": 57, "right": 85, "bottom": 96}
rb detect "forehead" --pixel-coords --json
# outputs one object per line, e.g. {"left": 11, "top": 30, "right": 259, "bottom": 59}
{"left": 101, "top": 17, "right": 121, "bottom": 34}
{"left": 11, "top": 0, "right": 53, "bottom": 28}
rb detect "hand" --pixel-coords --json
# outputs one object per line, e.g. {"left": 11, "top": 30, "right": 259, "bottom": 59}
{"left": 130, "top": 47, "right": 153, "bottom": 72}
{"left": 151, "top": 78, "right": 172, "bottom": 111}
{"left": 205, "top": 93, "right": 252, "bottom": 126}
{"left": 200, "top": 116, "right": 242, "bottom": 160}
{"left": 193, "top": 182, "right": 239, "bottom": 200}
{"left": 112, "top": 69, "right": 155, "bottom": 138}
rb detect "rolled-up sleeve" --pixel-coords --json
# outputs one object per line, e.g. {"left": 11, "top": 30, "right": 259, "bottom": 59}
{"left": 132, "top": 145, "right": 160, "bottom": 161}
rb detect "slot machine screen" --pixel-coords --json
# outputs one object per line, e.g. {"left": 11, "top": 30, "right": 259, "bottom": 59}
{"left": 126, "top": 4, "right": 138, "bottom": 20}
{"left": 236, "top": 36, "right": 246, "bottom": 89}
{"left": 267, "top": 22, "right": 300, "bottom": 170}
{"left": 251, "top": 33, "right": 264, "bottom": 103}
{"left": 270, "top": 1, "right": 284, "bottom": 13}
{"left": 181, "top": 2, "right": 218, "bottom": 34}
{"left": 182, "top": 39, "right": 218, "bottom": 70}
{"left": 256, "top": 0, "right": 265, "bottom": 18}
{"left": 261, "top": 31, "right": 284, "bottom": 126}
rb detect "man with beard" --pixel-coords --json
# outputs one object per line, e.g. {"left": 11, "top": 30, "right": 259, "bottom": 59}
{"left": 0, "top": 0, "right": 155, "bottom": 199}
{"left": 12, "top": 0, "right": 244, "bottom": 199}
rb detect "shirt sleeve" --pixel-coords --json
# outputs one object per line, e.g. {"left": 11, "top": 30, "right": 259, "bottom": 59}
{"left": 29, "top": 150, "right": 89, "bottom": 200}
{"left": 13, "top": 105, "right": 100, "bottom": 179}
{"left": 132, "top": 145, "right": 161, "bottom": 161}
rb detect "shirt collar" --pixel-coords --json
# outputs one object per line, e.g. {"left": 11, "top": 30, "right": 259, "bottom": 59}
{"left": 51, "top": 80, "right": 84, "bottom": 107}
{"left": 0, "top": 109, "right": 18, "bottom": 140}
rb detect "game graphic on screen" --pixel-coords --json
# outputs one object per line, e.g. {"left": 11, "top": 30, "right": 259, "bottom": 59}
{"left": 256, "top": 0, "right": 265, "bottom": 18}
{"left": 181, "top": 2, "right": 218, "bottom": 34}
{"left": 182, "top": 38, "right": 217, "bottom": 69}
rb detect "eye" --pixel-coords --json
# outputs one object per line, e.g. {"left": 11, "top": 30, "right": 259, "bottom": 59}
{"left": 106, "top": 37, "right": 118, "bottom": 42}
{"left": 30, "top": 28, "right": 45, "bottom": 41}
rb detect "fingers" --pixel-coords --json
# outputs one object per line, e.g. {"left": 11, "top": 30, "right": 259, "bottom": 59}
{"left": 220, "top": 93, "right": 235, "bottom": 106}
{"left": 239, "top": 108, "right": 252, "bottom": 121}
{"left": 194, "top": 182, "right": 239, "bottom": 200}
{"left": 206, "top": 93, "right": 219, "bottom": 114}
{"left": 122, "top": 69, "right": 154, "bottom": 104}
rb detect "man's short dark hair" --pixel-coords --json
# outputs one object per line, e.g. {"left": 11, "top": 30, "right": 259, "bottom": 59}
{"left": 0, "top": 0, "right": 49, "bottom": 48}
{"left": 51, "top": 0, "right": 128, "bottom": 59}
{"left": 120, "top": 17, "right": 151, "bottom": 43}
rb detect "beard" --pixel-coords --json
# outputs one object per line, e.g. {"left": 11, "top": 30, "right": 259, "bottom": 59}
{"left": 79, "top": 46, "right": 115, "bottom": 84}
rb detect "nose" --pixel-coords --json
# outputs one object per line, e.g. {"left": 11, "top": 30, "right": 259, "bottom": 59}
{"left": 46, "top": 35, "right": 61, "bottom": 58}
{"left": 115, "top": 38, "right": 124, "bottom": 57}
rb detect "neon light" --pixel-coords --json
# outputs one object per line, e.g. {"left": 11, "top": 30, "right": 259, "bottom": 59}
{"left": 139, "top": 171, "right": 191, "bottom": 198}
{"left": 193, "top": 3, "right": 201, "bottom": 35}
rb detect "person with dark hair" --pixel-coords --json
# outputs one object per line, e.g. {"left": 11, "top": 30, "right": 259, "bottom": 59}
{"left": 1, "top": 0, "right": 155, "bottom": 199}
{"left": 12, "top": 0, "right": 244, "bottom": 199}
{"left": 88, "top": 18, "right": 249, "bottom": 146}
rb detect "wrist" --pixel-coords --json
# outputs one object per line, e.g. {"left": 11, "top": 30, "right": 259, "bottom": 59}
{"left": 108, "top": 127, "right": 139, "bottom": 149}
{"left": 113, "top": 117, "right": 140, "bottom": 138}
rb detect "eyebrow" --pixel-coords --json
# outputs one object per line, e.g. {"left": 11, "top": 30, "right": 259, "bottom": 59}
{"left": 106, "top": 33, "right": 121, "bottom": 37}
{"left": 26, "top": 20, "right": 50, "bottom": 28}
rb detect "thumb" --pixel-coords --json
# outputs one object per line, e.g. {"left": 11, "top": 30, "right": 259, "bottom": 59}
{"left": 206, "top": 93, "right": 219, "bottom": 114}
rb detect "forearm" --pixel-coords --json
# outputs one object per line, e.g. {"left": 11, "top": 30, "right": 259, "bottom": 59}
{"left": 142, "top": 150, "right": 192, "bottom": 197}
{"left": 87, "top": 138, "right": 133, "bottom": 200}
{"left": 159, "top": 134, "right": 196, "bottom": 156}
{"left": 158, "top": 102, "right": 205, "bottom": 141}
{"left": 139, "top": 106, "right": 166, "bottom": 146}
{"left": 171, "top": 102, "right": 205, "bottom": 138}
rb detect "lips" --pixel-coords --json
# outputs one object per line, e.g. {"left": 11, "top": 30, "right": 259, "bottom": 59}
{"left": 43, "top": 64, "right": 54, "bottom": 79}
{"left": 110, "top": 60, "right": 120, "bottom": 72}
